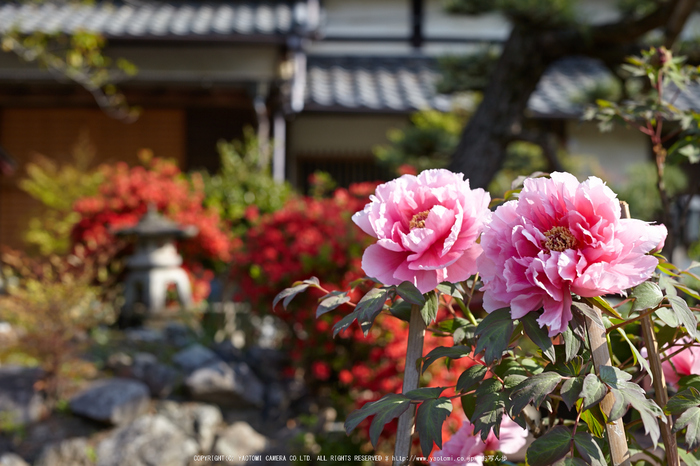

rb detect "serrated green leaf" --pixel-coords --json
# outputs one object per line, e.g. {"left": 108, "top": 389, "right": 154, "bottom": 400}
{"left": 316, "top": 290, "right": 351, "bottom": 317}
{"left": 471, "top": 379, "right": 505, "bottom": 441}
{"left": 456, "top": 365, "right": 487, "bottom": 393}
{"left": 421, "top": 291, "right": 439, "bottom": 325}
{"left": 421, "top": 345, "right": 472, "bottom": 373}
{"left": 581, "top": 374, "right": 607, "bottom": 411}
{"left": 668, "top": 295, "right": 698, "bottom": 339}
{"left": 526, "top": 425, "right": 572, "bottom": 465}
{"left": 368, "top": 396, "right": 411, "bottom": 448}
{"left": 510, "top": 372, "right": 562, "bottom": 416}
{"left": 396, "top": 281, "right": 426, "bottom": 306}
{"left": 415, "top": 397, "right": 453, "bottom": 456}
{"left": 561, "top": 377, "right": 584, "bottom": 411}
{"left": 573, "top": 432, "right": 605, "bottom": 466}
{"left": 666, "top": 387, "right": 700, "bottom": 414}
{"left": 522, "top": 312, "right": 556, "bottom": 362}
{"left": 674, "top": 406, "right": 700, "bottom": 450}
{"left": 475, "top": 308, "right": 514, "bottom": 364}
{"left": 404, "top": 387, "right": 445, "bottom": 401}
{"left": 562, "top": 326, "right": 580, "bottom": 363}
{"left": 630, "top": 282, "right": 663, "bottom": 312}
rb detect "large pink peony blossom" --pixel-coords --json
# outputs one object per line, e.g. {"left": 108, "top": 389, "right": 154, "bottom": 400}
{"left": 479, "top": 172, "right": 667, "bottom": 336}
{"left": 660, "top": 338, "right": 700, "bottom": 387}
{"left": 430, "top": 416, "right": 528, "bottom": 466}
{"left": 352, "top": 169, "right": 490, "bottom": 293}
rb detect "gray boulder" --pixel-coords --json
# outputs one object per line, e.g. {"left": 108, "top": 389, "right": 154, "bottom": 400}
{"left": 0, "top": 366, "right": 44, "bottom": 426}
{"left": 96, "top": 415, "right": 198, "bottom": 466}
{"left": 156, "top": 401, "right": 222, "bottom": 452}
{"left": 185, "top": 362, "right": 264, "bottom": 408}
{"left": 34, "top": 438, "right": 94, "bottom": 466}
{"left": 0, "top": 453, "right": 29, "bottom": 466}
{"left": 130, "top": 353, "right": 180, "bottom": 398}
{"left": 70, "top": 378, "right": 149, "bottom": 425}
{"left": 172, "top": 344, "right": 220, "bottom": 374}
{"left": 214, "top": 422, "right": 267, "bottom": 458}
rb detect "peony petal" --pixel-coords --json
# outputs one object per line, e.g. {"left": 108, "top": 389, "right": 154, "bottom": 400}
{"left": 361, "top": 244, "right": 407, "bottom": 286}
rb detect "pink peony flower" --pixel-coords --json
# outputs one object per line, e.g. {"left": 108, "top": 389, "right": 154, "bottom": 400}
{"left": 352, "top": 169, "right": 490, "bottom": 294}
{"left": 660, "top": 338, "right": 700, "bottom": 387}
{"left": 479, "top": 172, "right": 667, "bottom": 336}
{"left": 430, "top": 416, "right": 528, "bottom": 466}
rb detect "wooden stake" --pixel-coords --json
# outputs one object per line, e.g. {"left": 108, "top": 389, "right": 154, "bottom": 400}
{"left": 393, "top": 304, "right": 426, "bottom": 466}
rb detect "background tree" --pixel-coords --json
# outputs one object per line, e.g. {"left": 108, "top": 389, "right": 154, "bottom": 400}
{"left": 447, "top": 0, "right": 699, "bottom": 188}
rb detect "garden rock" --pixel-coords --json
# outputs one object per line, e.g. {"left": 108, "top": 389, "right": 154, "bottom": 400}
{"left": 124, "top": 327, "right": 164, "bottom": 343}
{"left": 213, "top": 422, "right": 267, "bottom": 458}
{"left": 0, "top": 366, "right": 44, "bottom": 426}
{"left": 0, "top": 453, "right": 29, "bottom": 466}
{"left": 164, "top": 322, "right": 195, "bottom": 348}
{"left": 34, "top": 437, "right": 93, "bottom": 466}
{"left": 245, "top": 346, "right": 287, "bottom": 383}
{"left": 185, "top": 361, "right": 264, "bottom": 408}
{"left": 211, "top": 340, "right": 244, "bottom": 364}
{"left": 156, "top": 401, "right": 222, "bottom": 452}
{"left": 69, "top": 378, "right": 149, "bottom": 425}
{"left": 96, "top": 414, "right": 198, "bottom": 466}
{"left": 130, "top": 352, "right": 180, "bottom": 398}
{"left": 172, "top": 343, "right": 220, "bottom": 374}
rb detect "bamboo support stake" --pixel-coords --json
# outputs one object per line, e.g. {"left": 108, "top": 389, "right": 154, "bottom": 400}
{"left": 393, "top": 304, "right": 426, "bottom": 466}
{"left": 586, "top": 308, "right": 631, "bottom": 466}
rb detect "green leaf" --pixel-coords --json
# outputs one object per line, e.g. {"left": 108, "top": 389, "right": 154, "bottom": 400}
{"left": 344, "top": 393, "right": 407, "bottom": 434}
{"left": 415, "top": 397, "right": 453, "bottom": 457}
{"left": 510, "top": 372, "right": 562, "bottom": 416}
{"left": 273, "top": 278, "right": 318, "bottom": 310}
{"left": 316, "top": 290, "right": 350, "bottom": 317}
{"left": 680, "top": 374, "right": 700, "bottom": 391}
{"left": 562, "top": 326, "right": 580, "bottom": 363}
{"left": 630, "top": 282, "right": 663, "bottom": 312}
{"left": 666, "top": 387, "right": 700, "bottom": 414}
{"left": 388, "top": 299, "right": 412, "bottom": 322}
{"left": 456, "top": 365, "right": 488, "bottom": 393}
{"left": 659, "top": 273, "right": 678, "bottom": 295}
{"left": 606, "top": 388, "right": 627, "bottom": 421}
{"left": 561, "top": 376, "right": 584, "bottom": 411}
{"left": 332, "top": 287, "right": 388, "bottom": 337}
{"left": 471, "top": 379, "right": 505, "bottom": 441}
{"left": 474, "top": 308, "right": 514, "bottom": 364}
{"left": 396, "top": 281, "right": 426, "bottom": 306}
{"left": 572, "top": 302, "right": 605, "bottom": 330}
{"left": 655, "top": 306, "right": 679, "bottom": 328}
{"left": 526, "top": 425, "right": 572, "bottom": 465}
{"left": 554, "top": 459, "right": 587, "bottom": 466}
{"left": 668, "top": 295, "right": 698, "bottom": 339}
{"left": 581, "top": 374, "right": 607, "bottom": 411}
{"left": 522, "top": 313, "right": 556, "bottom": 363}
{"left": 367, "top": 396, "right": 411, "bottom": 448}
{"left": 615, "top": 327, "right": 652, "bottom": 382}
{"left": 586, "top": 296, "right": 623, "bottom": 319}
{"left": 573, "top": 432, "right": 606, "bottom": 466}
{"left": 437, "top": 318, "right": 476, "bottom": 346}
{"left": 436, "top": 282, "right": 464, "bottom": 299}
{"left": 461, "top": 392, "right": 476, "bottom": 420}
{"left": 421, "top": 291, "right": 439, "bottom": 325}
{"left": 678, "top": 448, "right": 700, "bottom": 466}
{"left": 422, "top": 345, "right": 473, "bottom": 373}
{"left": 580, "top": 406, "right": 606, "bottom": 438}
{"left": 599, "top": 366, "right": 664, "bottom": 448}
{"left": 404, "top": 387, "right": 445, "bottom": 401}
{"left": 673, "top": 406, "right": 700, "bottom": 450}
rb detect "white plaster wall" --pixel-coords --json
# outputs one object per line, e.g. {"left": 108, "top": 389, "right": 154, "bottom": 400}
{"left": 322, "top": 0, "right": 410, "bottom": 37}
{"left": 566, "top": 120, "right": 650, "bottom": 185}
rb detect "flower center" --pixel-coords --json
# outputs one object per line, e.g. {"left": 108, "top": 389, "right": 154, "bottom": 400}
{"left": 542, "top": 226, "right": 578, "bottom": 252}
{"left": 409, "top": 210, "right": 430, "bottom": 230}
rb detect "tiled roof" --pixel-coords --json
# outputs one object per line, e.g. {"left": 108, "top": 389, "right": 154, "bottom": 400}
{"left": 305, "top": 55, "right": 700, "bottom": 117}
{"left": 0, "top": 1, "right": 303, "bottom": 39}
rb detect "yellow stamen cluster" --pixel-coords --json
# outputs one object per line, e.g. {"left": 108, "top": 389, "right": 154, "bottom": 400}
{"left": 543, "top": 226, "right": 577, "bottom": 252}
{"left": 409, "top": 210, "right": 430, "bottom": 230}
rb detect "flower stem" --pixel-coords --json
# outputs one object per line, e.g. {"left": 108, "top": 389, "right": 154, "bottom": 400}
{"left": 393, "top": 303, "right": 426, "bottom": 466}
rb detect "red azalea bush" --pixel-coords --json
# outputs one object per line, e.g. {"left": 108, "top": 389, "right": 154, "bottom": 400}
{"left": 71, "top": 152, "right": 233, "bottom": 303}
{"left": 232, "top": 182, "right": 478, "bottom": 445}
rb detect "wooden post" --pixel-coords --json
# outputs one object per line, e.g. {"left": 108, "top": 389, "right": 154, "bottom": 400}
{"left": 393, "top": 304, "right": 426, "bottom": 466}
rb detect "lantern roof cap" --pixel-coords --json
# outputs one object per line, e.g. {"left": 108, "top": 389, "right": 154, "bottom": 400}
{"left": 115, "top": 204, "right": 197, "bottom": 238}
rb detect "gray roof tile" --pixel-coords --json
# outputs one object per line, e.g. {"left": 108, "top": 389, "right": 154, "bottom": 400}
{"left": 305, "top": 55, "right": 700, "bottom": 117}
{"left": 0, "top": 1, "right": 303, "bottom": 39}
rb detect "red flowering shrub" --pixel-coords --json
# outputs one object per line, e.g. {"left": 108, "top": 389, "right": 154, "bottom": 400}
{"left": 233, "top": 182, "right": 478, "bottom": 446}
{"left": 71, "top": 153, "right": 233, "bottom": 303}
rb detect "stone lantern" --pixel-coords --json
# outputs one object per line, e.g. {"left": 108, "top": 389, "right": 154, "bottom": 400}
{"left": 116, "top": 205, "right": 197, "bottom": 316}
